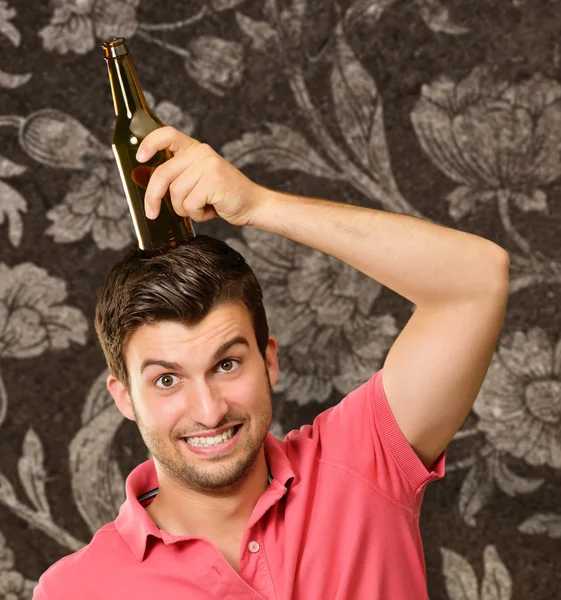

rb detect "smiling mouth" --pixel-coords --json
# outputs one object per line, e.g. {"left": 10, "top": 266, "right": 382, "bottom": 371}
{"left": 183, "top": 424, "right": 242, "bottom": 448}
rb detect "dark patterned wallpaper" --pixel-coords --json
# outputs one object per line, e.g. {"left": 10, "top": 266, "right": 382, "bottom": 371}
{"left": 1, "top": 0, "right": 561, "bottom": 598}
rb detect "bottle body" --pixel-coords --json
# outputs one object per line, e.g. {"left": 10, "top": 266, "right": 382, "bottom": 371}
{"left": 103, "top": 37, "right": 195, "bottom": 252}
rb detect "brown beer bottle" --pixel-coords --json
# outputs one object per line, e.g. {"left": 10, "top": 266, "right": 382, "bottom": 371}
{"left": 102, "top": 37, "right": 195, "bottom": 252}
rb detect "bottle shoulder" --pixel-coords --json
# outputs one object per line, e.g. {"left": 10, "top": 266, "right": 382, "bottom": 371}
{"left": 113, "top": 109, "right": 161, "bottom": 140}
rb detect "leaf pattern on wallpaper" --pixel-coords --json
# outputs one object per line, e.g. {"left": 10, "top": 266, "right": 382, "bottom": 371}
{"left": 414, "top": 0, "right": 469, "bottom": 35}
{"left": 236, "top": 11, "right": 279, "bottom": 53}
{"left": 183, "top": 36, "right": 245, "bottom": 97}
{"left": 330, "top": 22, "right": 390, "bottom": 178}
{"left": 143, "top": 92, "right": 197, "bottom": 137}
{"left": 458, "top": 451, "right": 495, "bottom": 528}
{"left": 0, "top": 473, "right": 16, "bottom": 508}
{"left": 0, "top": 530, "right": 37, "bottom": 600}
{"left": 0, "top": 1, "right": 32, "bottom": 88}
{"left": 39, "top": 0, "right": 140, "bottom": 55}
{"left": 344, "top": 0, "right": 468, "bottom": 35}
{"left": 227, "top": 227, "right": 398, "bottom": 404}
{"left": 457, "top": 449, "right": 544, "bottom": 527}
{"left": 222, "top": 122, "right": 342, "bottom": 180}
{"left": 17, "top": 429, "right": 51, "bottom": 517}
{"left": 441, "top": 545, "right": 512, "bottom": 600}
{"left": 518, "top": 513, "right": 561, "bottom": 538}
{"left": 69, "top": 370, "right": 127, "bottom": 534}
{"left": 46, "top": 163, "right": 134, "bottom": 250}
{"left": 0, "top": 262, "right": 88, "bottom": 427}
{"left": 344, "top": 0, "right": 398, "bottom": 30}
{"left": 0, "top": 157, "right": 28, "bottom": 247}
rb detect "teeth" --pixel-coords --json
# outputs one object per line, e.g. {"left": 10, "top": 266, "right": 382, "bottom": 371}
{"left": 186, "top": 426, "right": 236, "bottom": 447}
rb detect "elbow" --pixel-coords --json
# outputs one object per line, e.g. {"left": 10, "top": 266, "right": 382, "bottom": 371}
{"left": 492, "top": 246, "right": 510, "bottom": 292}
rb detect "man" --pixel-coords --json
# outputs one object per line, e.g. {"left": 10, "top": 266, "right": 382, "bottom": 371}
{"left": 33, "top": 127, "right": 509, "bottom": 599}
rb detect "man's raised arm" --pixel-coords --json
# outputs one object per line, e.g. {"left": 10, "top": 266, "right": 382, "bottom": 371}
{"left": 249, "top": 191, "right": 509, "bottom": 468}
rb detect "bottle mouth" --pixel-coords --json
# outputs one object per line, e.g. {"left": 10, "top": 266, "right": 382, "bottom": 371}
{"left": 102, "top": 37, "right": 128, "bottom": 58}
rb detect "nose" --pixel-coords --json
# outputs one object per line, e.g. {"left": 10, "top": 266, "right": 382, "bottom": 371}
{"left": 186, "top": 379, "right": 229, "bottom": 430}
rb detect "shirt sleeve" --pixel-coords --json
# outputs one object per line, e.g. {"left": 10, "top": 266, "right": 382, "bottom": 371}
{"left": 303, "top": 369, "right": 445, "bottom": 509}
{"left": 32, "top": 579, "right": 50, "bottom": 600}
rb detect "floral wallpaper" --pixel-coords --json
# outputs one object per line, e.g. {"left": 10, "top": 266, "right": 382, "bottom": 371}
{"left": 0, "top": 0, "right": 560, "bottom": 598}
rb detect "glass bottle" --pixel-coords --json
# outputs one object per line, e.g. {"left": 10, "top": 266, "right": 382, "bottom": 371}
{"left": 102, "top": 37, "right": 195, "bottom": 252}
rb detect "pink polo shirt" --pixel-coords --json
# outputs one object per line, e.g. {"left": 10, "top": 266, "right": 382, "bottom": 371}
{"left": 33, "top": 369, "right": 445, "bottom": 599}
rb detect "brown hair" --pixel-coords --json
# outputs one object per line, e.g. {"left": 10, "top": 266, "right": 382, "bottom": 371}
{"left": 94, "top": 235, "right": 269, "bottom": 390}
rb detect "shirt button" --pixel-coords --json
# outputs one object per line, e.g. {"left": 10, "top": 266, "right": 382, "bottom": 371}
{"left": 248, "top": 541, "right": 260, "bottom": 553}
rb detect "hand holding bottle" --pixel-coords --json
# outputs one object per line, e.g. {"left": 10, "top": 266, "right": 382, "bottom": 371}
{"left": 136, "top": 126, "right": 262, "bottom": 227}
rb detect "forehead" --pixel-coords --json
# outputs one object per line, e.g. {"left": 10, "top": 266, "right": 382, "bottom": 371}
{"left": 125, "top": 302, "right": 255, "bottom": 367}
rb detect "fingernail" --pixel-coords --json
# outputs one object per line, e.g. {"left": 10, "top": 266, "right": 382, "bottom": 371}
{"left": 145, "top": 204, "right": 155, "bottom": 219}
{"left": 136, "top": 149, "right": 146, "bottom": 162}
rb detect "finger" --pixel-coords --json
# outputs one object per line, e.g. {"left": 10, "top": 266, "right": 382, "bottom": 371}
{"left": 144, "top": 144, "right": 209, "bottom": 219}
{"left": 136, "top": 126, "right": 200, "bottom": 163}
{"left": 168, "top": 168, "right": 204, "bottom": 217}
{"left": 191, "top": 204, "right": 219, "bottom": 223}
{"left": 184, "top": 178, "right": 220, "bottom": 222}
{"left": 200, "top": 205, "right": 219, "bottom": 222}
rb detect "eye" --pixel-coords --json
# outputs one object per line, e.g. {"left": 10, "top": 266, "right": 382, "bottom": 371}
{"left": 155, "top": 374, "right": 180, "bottom": 389}
{"left": 217, "top": 359, "right": 239, "bottom": 373}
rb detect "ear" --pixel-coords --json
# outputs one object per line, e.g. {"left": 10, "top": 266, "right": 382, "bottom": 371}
{"left": 106, "top": 374, "right": 136, "bottom": 422}
{"left": 265, "top": 335, "right": 279, "bottom": 388}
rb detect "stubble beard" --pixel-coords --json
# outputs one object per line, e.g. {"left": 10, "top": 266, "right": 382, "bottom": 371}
{"left": 132, "top": 369, "right": 273, "bottom": 495}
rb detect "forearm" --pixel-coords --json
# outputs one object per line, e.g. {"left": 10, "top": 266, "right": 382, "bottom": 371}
{"left": 251, "top": 188, "right": 509, "bottom": 309}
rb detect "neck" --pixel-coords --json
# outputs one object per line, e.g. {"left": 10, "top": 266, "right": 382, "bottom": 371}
{"left": 106, "top": 55, "right": 148, "bottom": 118}
{"left": 146, "top": 449, "right": 270, "bottom": 539}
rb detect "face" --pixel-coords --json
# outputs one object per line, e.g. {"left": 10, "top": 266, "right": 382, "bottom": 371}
{"left": 107, "top": 301, "right": 279, "bottom": 495}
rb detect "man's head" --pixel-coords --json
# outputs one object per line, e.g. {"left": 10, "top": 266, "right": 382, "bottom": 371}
{"left": 94, "top": 235, "right": 279, "bottom": 493}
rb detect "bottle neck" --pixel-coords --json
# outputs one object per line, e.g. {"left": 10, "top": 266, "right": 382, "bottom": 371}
{"left": 106, "top": 55, "right": 148, "bottom": 119}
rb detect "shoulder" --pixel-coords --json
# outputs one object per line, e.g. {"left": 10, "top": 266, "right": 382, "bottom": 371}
{"left": 34, "top": 523, "right": 122, "bottom": 599}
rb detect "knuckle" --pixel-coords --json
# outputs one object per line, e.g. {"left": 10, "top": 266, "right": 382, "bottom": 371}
{"left": 203, "top": 153, "right": 221, "bottom": 169}
{"left": 169, "top": 179, "right": 180, "bottom": 196}
{"left": 198, "top": 142, "right": 213, "bottom": 155}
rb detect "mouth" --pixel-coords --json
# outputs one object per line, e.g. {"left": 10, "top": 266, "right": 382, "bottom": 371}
{"left": 182, "top": 424, "right": 243, "bottom": 456}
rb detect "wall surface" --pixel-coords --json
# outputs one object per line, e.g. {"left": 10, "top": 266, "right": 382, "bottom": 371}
{"left": 0, "top": 0, "right": 560, "bottom": 598}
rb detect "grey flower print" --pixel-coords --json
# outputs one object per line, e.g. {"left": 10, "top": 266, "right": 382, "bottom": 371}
{"left": 0, "top": 157, "right": 28, "bottom": 247}
{"left": 40, "top": 0, "right": 140, "bottom": 55}
{"left": 441, "top": 545, "right": 512, "bottom": 600}
{"left": 0, "top": 1, "right": 32, "bottom": 88}
{"left": 43, "top": 96, "right": 193, "bottom": 250}
{"left": 472, "top": 328, "right": 561, "bottom": 468}
{"left": 8, "top": 107, "right": 134, "bottom": 248}
{"left": 228, "top": 227, "right": 398, "bottom": 404}
{"left": 0, "top": 263, "right": 88, "bottom": 359}
{"left": 0, "top": 1, "right": 18, "bottom": 46}
{"left": 46, "top": 162, "right": 133, "bottom": 250}
{"left": 0, "top": 262, "right": 88, "bottom": 425}
{"left": 184, "top": 36, "right": 244, "bottom": 96}
{"left": 144, "top": 92, "right": 196, "bottom": 136}
{"left": 0, "top": 531, "right": 37, "bottom": 599}
{"left": 0, "top": 532, "right": 13, "bottom": 572}
{"left": 411, "top": 67, "right": 561, "bottom": 220}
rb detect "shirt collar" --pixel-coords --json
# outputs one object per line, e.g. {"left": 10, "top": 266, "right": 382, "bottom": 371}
{"left": 115, "top": 433, "right": 295, "bottom": 562}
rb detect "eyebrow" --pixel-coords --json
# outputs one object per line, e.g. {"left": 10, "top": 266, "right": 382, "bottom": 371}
{"left": 139, "top": 335, "right": 251, "bottom": 375}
